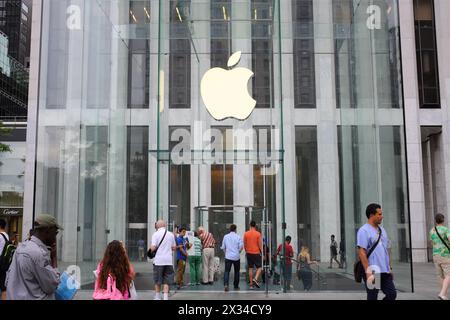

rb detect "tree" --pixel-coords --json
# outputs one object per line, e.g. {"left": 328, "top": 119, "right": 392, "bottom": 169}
{"left": 0, "top": 121, "right": 12, "bottom": 153}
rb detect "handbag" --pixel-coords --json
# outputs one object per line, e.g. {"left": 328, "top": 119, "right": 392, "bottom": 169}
{"left": 434, "top": 226, "right": 450, "bottom": 252}
{"left": 354, "top": 227, "right": 382, "bottom": 283}
{"left": 147, "top": 229, "right": 167, "bottom": 259}
{"left": 55, "top": 271, "right": 79, "bottom": 300}
{"left": 128, "top": 280, "right": 138, "bottom": 300}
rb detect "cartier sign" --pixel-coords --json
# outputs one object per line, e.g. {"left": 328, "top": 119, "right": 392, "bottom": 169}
{"left": 1, "top": 208, "right": 23, "bottom": 216}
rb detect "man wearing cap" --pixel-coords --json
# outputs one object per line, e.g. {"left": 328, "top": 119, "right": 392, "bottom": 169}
{"left": 6, "top": 214, "right": 62, "bottom": 300}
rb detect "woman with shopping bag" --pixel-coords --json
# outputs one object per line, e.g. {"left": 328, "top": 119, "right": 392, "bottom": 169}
{"left": 93, "top": 240, "right": 136, "bottom": 300}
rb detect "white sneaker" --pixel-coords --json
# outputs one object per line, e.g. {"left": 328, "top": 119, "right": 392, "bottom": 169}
{"left": 154, "top": 297, "right": 161, "bottom": 300}
{"left": 438, "top": 295, "right": 448, "bottom": 300}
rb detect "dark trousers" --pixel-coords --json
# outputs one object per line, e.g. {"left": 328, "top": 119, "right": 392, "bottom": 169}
{"left": 224, "top": 258, "right": 240, "bottom": 288}
{"left": 364, "top": 273, "right": 397, "bottom": 300}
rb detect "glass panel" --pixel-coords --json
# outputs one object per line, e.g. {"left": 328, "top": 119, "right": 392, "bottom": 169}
{"left": 295, "top": 127, "right": 318, "bottom": 260}
{"left": 32, "top": 0, "right": 411, "bottom": 294}
{"left": 335, "top": 0, "right": 412, "bottom": 292}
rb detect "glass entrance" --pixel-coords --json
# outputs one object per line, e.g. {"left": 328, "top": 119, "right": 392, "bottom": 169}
{"left": 152, "top": 0, "right": 287, "bottom": 293}
{"left": 191, "top": 205, "right": 279, "bottom": 292}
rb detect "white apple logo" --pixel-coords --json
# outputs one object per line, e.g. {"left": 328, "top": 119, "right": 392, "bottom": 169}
{"left": 201, "top": 51, "right": 256, "bottom": 121}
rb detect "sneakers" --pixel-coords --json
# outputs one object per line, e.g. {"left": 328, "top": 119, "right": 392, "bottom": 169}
{"left": 224, "top": 286, "right": 229, "bottom": 292}
{"left": 249, "top": 285, "right": 255, "bottom": 290}
{"left": 438, "top": 295, "right": 449, "bottom": 300}
{"left": 252, "top": 279, "right": 261, "bottom": 288}
{"left": 234, "top": 287, "right": 240, "bottom": 291}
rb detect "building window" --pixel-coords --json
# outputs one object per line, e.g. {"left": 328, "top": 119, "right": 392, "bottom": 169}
{"left": 414, "top": 0, "right": 440, "bottom": 108}
{"left": 128, "top": 39, "right": 150, "bottom": 109}
{"left": 126, "top": 126, "right": 149, "bottom": 261}
{"left": 169, "top": 0, "right": 191, "bottom": 109}
{"left": 293, "top": 0, "right": 315, "bottom": 109}
{"left": 252, "top": 0, "right": 273, "bottom": 109}
{"left": 211, "top": 0, "right": 231, "bottom": 68}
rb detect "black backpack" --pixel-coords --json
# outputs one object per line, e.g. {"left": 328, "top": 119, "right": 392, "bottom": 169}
{"left": 0, "top": 233, "right": 16, "bottom": 273}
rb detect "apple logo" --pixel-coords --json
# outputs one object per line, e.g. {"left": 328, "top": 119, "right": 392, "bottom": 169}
{"left": 201, "top": 51, "right": 256, "bottom": 121}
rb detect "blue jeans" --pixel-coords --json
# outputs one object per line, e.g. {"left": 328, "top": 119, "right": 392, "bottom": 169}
{"left": 285, "top": 264, "right": 292, "bottom": 289}
{"left": 224, "top": 259, "right": 240, "bottom": 288}
{"left": 364, "top": 273, "right": 397, "bottom": 300}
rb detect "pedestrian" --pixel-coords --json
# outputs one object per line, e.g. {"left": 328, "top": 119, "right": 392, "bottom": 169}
{"left": 197, "top": 226, "right": 216, "bottom": 285}
{"left": 328, "top": 234, "right": 340, "bottom": 268}
{"left": 188, "top": 231, "right": 202, "bottom": 286}
{"left": 243, "top": 221, "right": 262, "bottom": 289}
{"left": 276, "top": 236, "right": 294, "bottom": 290}
{"left": 93, "top": 240, "right": 135, "bottom": 300}
{"left": 137, "top": 239, "right": 145, "bottom": 261}
{"left": 297, "top": 246, "right": 318, "bottom": 291}
{"left": 5, "top": 214, "right": 62, "bottom": 300}
{"left": 339, "top": 239, "right": 346, "bottom": 269}
{"left": 175, "top": 227, "right": 191, "bottom": 289}
{"left": 357, "top": 203, "right": 397, "bottom": 300}
{"left": 221, "top": 224, "right": 243, "bottom": 292}
{"left": 0, "top": 219, "right": 9, "bottom": 300}
{"left": 149, "top": 220, "right": 176, "bottom": 300}
{"left": 429, "top": 213, "right": 450, "bottom": 300}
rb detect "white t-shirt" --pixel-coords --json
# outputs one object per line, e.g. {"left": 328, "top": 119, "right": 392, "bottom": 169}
{"left": 0, "top": 232, "right": 9, "bottom": 254}
{"left": 151, "top": 228, "right": 176, "bottom": 266}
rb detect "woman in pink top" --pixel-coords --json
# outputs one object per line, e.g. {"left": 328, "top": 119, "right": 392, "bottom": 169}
{"left": 93, "top": 240, "right": 135, "bottom": 300}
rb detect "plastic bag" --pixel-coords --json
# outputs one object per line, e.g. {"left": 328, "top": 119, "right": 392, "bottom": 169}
{"left": 55, "top": 271, "right": 79, "bottom": 300}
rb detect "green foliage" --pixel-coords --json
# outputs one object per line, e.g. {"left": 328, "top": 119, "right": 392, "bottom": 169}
{"left": 0, "top": 121, "right": 12, "bottom": 153}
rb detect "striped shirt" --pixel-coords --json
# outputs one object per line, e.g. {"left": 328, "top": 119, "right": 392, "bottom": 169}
{"left": 192, "top": 237, "right": 202, "bottom": 256}
{"left": 200, "top": 231, "right": 216, "bottom": 249}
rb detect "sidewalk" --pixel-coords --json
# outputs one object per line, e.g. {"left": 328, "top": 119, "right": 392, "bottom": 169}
{"left": 74, "top": 262, "right": 442, "bottom": 300}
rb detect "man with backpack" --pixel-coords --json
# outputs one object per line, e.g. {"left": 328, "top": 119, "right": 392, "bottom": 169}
{"left": 0, "top": 218, "right": 10, "bottom": 300}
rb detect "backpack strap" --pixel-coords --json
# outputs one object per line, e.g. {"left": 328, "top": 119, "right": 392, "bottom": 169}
{"left": 434, "top": 226, "right": 450, "bottom": 252}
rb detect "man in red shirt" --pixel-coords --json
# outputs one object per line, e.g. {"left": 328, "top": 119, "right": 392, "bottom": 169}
{"left": 276, "top": 236, "right": 294, "bottom": 290}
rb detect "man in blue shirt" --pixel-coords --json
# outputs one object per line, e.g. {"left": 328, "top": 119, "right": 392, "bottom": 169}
{"left": 221, "top": 224, "right": 243, "bottom": 291}
{"left": 176, "top": 227, "right": 191, "bottom": 290}
{"left": 357, "top": 203, "right": 396, "bottom": 300}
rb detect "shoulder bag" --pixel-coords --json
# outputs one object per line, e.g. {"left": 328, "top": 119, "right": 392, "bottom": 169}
{"left": 354, "top": 228, "right": 382, "bottom": 283}
{"left": 147, "top": 229, "right": 167, "bottom": 259}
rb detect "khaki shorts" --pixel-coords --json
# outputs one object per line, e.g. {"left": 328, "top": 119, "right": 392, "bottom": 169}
{"left": 433, "top": 255, "right": 450, "bottom": 279}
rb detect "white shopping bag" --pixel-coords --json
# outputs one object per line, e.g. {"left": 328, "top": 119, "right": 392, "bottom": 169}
{"left": 129, "top": 281, "right": 138, "bottom": 300}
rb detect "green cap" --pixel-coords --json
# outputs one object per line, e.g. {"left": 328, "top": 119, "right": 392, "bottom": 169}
{"left": 34, "top": 214, "right": 64, "bottom": 230}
